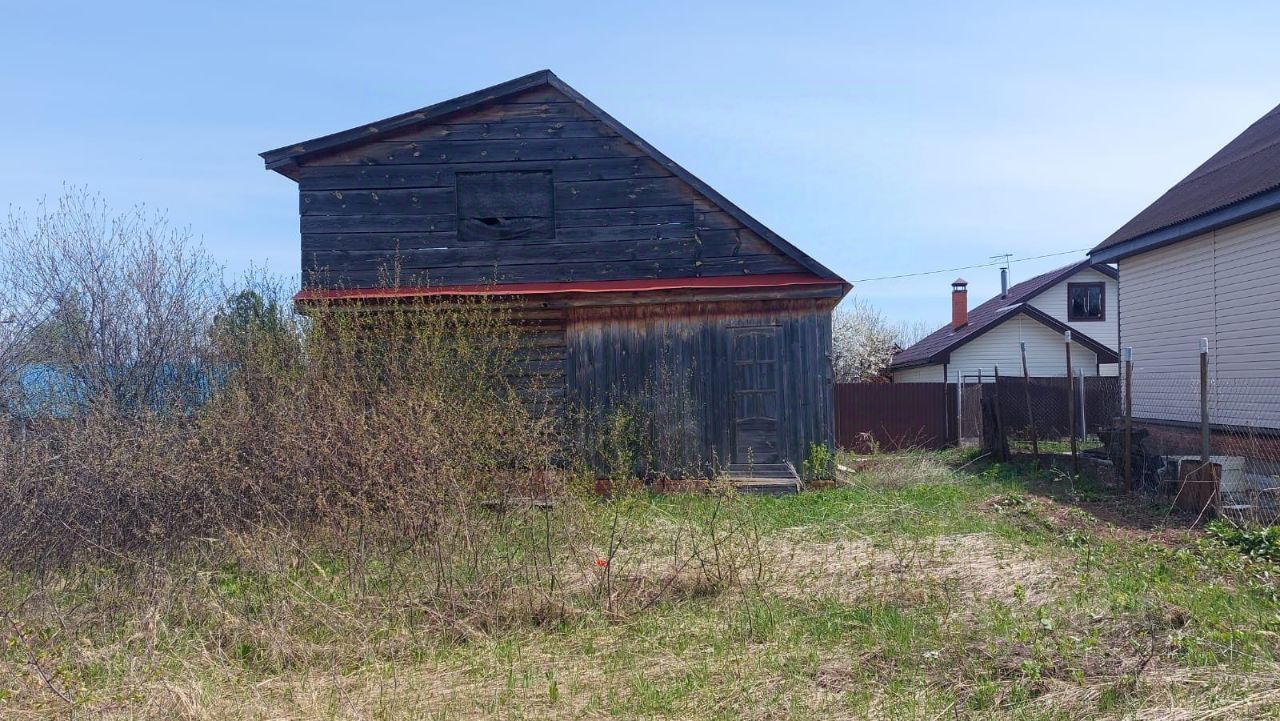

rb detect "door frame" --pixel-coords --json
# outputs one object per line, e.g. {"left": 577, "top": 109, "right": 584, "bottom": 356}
{"left": 729, "top": 324, "right": 783, "bottom": 465}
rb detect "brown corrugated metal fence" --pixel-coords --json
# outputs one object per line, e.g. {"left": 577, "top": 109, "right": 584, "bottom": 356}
{"left": 834, "top": 383, "right": 951, "bottom": 452}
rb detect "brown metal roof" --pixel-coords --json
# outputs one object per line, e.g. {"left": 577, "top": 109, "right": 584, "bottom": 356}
{"left": 1092, "top": 102, "right": 1280, "bottom": 255}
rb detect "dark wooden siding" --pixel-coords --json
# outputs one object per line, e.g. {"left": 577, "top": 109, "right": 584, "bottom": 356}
{"left": 509, "top": 308, "right": 568, "bottom": 413}
{"left": 293, "top": 86, "right": 806, "bottom": 288}
{"left": 565, "top": 299, "right": 834, "bottom": 475}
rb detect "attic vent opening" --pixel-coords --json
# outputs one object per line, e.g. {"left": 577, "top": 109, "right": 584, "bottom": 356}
{"left": 457, "top": 170, "right": 555, "bottom": 241}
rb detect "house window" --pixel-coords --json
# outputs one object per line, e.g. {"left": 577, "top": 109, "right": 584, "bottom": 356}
{"left": 456, "top": 171, "right": 555, "bottom": 241}
{"left": 1067, "top": 282, "right": 1105, "bottom": 321}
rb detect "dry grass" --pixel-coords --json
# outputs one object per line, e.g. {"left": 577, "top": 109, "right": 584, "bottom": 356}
{"left": 770, "top": 531, "right": 1063, "bottom": 607}
{"left": 4, "top": 453, "right": 1280, "bottom": 719}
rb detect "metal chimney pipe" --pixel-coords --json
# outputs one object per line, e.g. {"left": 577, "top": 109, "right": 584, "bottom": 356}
{"left": 1000, "top": 267, "right": 1008, "bottom": 298}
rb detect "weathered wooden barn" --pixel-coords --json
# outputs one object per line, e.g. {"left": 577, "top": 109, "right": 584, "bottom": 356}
{"left": 260, "top": 70, "right": 849, "bottom": 485}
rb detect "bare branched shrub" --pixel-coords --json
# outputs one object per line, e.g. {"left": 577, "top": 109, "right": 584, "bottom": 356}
{"left": 576, "top": 344, "right": 710, "bottom": 482}
{"left": 0, "top": 193, "right": 763, "bottom": 658}
{"left": 1, "top": 188, "right": 220, "bottom": 413}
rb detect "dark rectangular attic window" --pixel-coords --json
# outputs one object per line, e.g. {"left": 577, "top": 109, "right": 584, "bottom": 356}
{"left": 456, "top": 171, "right": 555, "bottom": 241}
{"left": 1067, "top": 282, "right": 1105, "bottom": 322}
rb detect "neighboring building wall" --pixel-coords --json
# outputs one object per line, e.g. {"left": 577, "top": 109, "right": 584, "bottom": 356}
{"left": 1120, "top": 208, "right": 1280, "bottom": 428}
{"left": 1027, "top": 267, "right": 1119, "bottom": 349}
{"left": 946, "top": 316, "right": 1100, "bottom": 382}
{"left": 1026, "top": 266, "right": 1119, "bottom": 376}
{"left": 893, "top": 365, "right": 944, "bottom": 383}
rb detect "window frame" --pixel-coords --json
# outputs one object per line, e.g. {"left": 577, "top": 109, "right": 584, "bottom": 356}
{"left": 1066, "top": 281, "right": 1106, "bottom": 322}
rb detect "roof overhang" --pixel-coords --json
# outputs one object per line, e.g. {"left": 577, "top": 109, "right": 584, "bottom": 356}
{"left": 294, "top": 273, "right": 848, "bottom": 303}
{"left": 1090, "top": 186, "right": 1280, "bottom": 263}
{"left": 260, "top": 70, "right": 557, "bottom": 177}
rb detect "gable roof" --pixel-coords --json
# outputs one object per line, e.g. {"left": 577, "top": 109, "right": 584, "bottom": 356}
{"left": 1091, "top": 102, "right": 1280, "bottom": 262}
{"left": 261, "top": 69, "right": 845, "bottom": 284}
{"left": 890, "top": 260, "right": 1119, "bottom": 369}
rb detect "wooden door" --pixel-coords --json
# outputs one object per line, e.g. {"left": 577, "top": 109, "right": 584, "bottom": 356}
{"left": 732, "top": 327, "right": 782, "bottom": 464}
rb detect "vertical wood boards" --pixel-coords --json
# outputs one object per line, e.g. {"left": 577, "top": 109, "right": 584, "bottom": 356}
{"left": 564, "top": 300, "right": 835, "bottom": 476}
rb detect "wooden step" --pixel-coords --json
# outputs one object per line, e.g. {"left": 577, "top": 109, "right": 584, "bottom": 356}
{"left": 731, "top": 479, "right": 800, "bottom": 496}
{"left": 725, "top": 463, "right": 797, "bottom": 479}
{"left": 725, "top": 463, "right": 800, "bottom": 495}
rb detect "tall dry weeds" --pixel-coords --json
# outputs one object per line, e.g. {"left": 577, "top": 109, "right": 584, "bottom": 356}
{"left": 0, "top": 191, "right": 764, "bottom": 686}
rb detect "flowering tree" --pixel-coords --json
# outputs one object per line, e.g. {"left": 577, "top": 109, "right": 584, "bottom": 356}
{"left": 832, "top": 298, "right": 937, "bottom": 382}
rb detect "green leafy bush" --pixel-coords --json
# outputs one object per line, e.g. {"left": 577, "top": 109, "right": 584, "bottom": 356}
{"left": 803, "top": 442, "right": 835, "bottom": 481}
{"left": 1205, "top": 520, "right": 1280, "bottom": 563}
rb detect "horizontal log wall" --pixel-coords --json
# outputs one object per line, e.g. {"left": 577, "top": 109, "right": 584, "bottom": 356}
{"left": 293, "top": 87, "right": 805, "bottom": 288}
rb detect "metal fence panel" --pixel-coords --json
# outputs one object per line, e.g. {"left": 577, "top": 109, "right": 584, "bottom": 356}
{"left": 834, "top": 382, "right": 950, "bottom": 452}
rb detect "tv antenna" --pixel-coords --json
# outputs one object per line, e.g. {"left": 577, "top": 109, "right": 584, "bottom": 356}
{"left": 991, "top": 253, "right": 1013, "bottom": 297}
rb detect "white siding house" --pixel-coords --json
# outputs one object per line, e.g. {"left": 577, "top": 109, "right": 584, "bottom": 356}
{"left": 1026, "top": 266, "right": 1120, "bottom": 376}
{"left": 1104, "top": 209, "right": 1280, "bottom": 428}
{"left": 890, "top": 260, "right": 1119, "bottom": 383}
{"left": 947, "top": 316, "right": 1100, "bottom": 381}
{"left": 893, "top": 365, "right": 945, "bottom": 383}
{"left": 1091, "top": 100, "right": 1280, "bottom": 432}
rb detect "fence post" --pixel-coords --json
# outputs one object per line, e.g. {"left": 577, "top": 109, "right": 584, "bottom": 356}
{"left": 1078, "top": 367, "right": 1087, "bottom": 439}
{"left": 1123, "top": 346, "right": 1133, "bottom": 490}
{"left": 976, "top": 369, "right": 984, "bottom": 448}
{"left": 993, "top": 365, "right": 1008, "bottom": 461}
{"left": 955, "top": 369, "right": 962, "bottom": 447}
{"left": 1021, "top": 341, "right": 1039, "bottom": 466}
{"left": 1200, "top": 337, "right": 1210, "bottom": 467}
{"left": 1065, "top": 331, "right": 1078, "bottom": 475}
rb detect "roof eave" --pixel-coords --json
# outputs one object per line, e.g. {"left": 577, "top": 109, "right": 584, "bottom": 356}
{"left": 889, "top": 355, "right": 947, "bottom": 371}
{"left": 1090, "top": 186, "right": 1280, "bottom": 263}
{"left": 258, "top": 69, "right": 555, "bottom": 174}
{"left": 292, "top": 273, "right": 846, "bottom": 303}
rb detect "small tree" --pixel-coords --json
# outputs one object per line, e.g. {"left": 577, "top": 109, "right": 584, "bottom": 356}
{"left": 0, "top": 188, "right": 221, "bottom": 413}
{"left": 210, "top": 286, "right": 299, "bottom": 364}
{"left": 831, "top": 297, "right": 899, "bottom": 382}
{"left": 893, "top": 319, "right": 935, "bottom": 349}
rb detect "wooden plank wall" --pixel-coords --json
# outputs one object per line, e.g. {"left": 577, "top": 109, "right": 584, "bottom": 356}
{"left": 565, "top": 300, "right": 834, "bottom": 476}
{"left": 508, "top": 308, "right": 568, "bottom": 414}
{"left": 292, "top": 86, "right": 806, "bottom": 288}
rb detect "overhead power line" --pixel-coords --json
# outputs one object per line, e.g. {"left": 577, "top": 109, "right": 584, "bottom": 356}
{"left": 847, "top": 248, "right": 1091, "bottom": 284}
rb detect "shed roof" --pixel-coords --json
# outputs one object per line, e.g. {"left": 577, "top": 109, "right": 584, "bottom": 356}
{"left": 1091, "top": 102, "right": 1280, "bottom": 261}
{"left": 890, "top": 260, "right": 1118, "bottom": 369}
{"left": 261, "top": 69, "right": 846, "bottom": 285}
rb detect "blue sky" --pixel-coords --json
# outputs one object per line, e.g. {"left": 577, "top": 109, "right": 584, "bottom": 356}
{"left": 4, "top": 1, "right": 1279, "bottom": 327}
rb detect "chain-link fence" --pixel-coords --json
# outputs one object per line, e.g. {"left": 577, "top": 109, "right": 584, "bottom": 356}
{"left": 954, "top": 351, "right": 1280, "bottom": 526}
{"left": 952, "top": 372, "right": 1119, "bottom": 453}
{"left": 1118, "top": 367, "right": 1280, "bottom": 526}
{"left": 998, "top": 374, "right": 1119, "bottom": 452}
